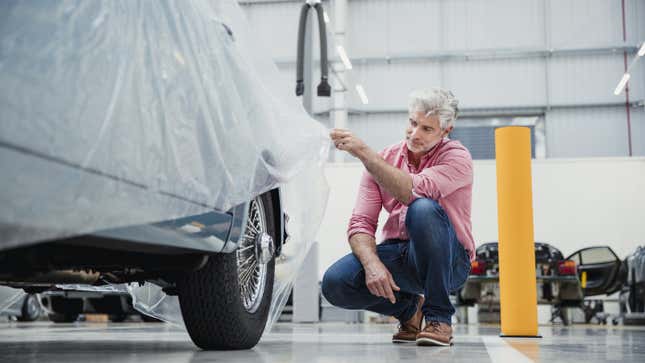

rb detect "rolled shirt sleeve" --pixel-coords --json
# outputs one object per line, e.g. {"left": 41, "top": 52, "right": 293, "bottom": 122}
{"left": 347, "top": 170, "right": 383, "bottom": 240}
{"left": 410, "top": 149, "right": 473, "bottom": 201}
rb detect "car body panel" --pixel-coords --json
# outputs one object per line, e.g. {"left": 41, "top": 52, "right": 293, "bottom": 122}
{"left": 93, "top": 210, "right": 235, "bottom": 254}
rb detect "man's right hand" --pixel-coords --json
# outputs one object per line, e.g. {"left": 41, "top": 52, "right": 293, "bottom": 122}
{"left": 364, "top": 260, "right": 401, "bottom": 304}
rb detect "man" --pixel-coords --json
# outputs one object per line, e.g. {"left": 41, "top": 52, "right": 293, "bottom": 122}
{"left": 322, "top": 88, "right": 475, "bottom": 346}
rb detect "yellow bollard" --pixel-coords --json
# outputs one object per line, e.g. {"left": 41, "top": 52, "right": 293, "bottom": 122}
{"left": 495, "top": 127, "right": 540, "bottom": 337}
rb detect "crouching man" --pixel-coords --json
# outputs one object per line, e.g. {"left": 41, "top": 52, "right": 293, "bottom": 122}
{"left": 322, "top": 89, "right": 475, "bottom": 346}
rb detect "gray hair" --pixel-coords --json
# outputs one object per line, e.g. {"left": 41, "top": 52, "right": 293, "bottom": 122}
{"left": 408, "top": 88, "right": 459, "bottom": 130}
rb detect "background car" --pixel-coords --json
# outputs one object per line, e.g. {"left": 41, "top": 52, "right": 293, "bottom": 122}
{"left": 0, "top": 294, "right": 42, "bottom": 322}
{"left": 617, "top": 246, "right": 645, "bottom": 325}
{"left": 41, "top": 290, "right": 161, "bottom": 323}
{"left": 458, "top": 242, "right": 624, "bottom": 324}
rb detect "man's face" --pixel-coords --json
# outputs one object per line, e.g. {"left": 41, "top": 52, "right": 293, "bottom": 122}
{"left": 405, "top": 111, "right": 451, "bottom": 155}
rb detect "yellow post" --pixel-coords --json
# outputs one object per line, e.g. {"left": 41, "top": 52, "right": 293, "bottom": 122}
{"left": 495, "top": 127, "right": 540, "bottom": 337}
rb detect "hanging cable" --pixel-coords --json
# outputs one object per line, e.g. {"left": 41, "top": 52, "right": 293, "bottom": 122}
{"left": 295, "top": 1, "right": 330, "bottom": 97}
{"left": 313, "top": 3, "right": 330, "bottom": 96}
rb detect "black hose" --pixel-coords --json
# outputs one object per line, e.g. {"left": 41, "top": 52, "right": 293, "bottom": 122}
{"left": 295, "top": 3, "right": 310, "bottom": 96}
{"left": 314, "top": 3, "right": 330, "bottom": 97}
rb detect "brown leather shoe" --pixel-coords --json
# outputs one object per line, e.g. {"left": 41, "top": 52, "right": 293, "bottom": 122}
{"left": 392, "top": 295, "right": 424, "bottom": 343}
{"left": 416, "top": 320, "right": 453, "bottom": 346}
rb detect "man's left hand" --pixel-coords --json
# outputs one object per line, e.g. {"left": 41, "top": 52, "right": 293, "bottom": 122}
{"left": 330, "top": 128, "right": 369, "bottom": 159}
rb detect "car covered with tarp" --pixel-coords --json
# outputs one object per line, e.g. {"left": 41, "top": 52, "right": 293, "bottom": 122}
{"left": 0, "top": 0, "right": 329, "bottom": 350}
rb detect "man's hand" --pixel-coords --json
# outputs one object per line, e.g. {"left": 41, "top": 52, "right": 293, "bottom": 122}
{"left": 364, "top": 260, "right": 401, "bottom": 304}
{"left": 330, "top": 128, "right": 369, "bottom": 159}
{"left": 348, "top": 234, "right": 401, "bottom": 304}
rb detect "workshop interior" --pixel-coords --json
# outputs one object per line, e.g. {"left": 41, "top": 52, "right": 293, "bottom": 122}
{"left": 1, "top": 0, "right": 644, "bottom": 362}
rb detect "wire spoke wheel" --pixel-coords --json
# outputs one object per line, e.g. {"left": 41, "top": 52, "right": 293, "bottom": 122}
{"left": 237, "top": 197, "right": 268, "bottom": 314}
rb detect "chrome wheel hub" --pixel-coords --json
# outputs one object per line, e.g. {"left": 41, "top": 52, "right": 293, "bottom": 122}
{"left": 255, "top": 232, "right": 275, "bottom": 265}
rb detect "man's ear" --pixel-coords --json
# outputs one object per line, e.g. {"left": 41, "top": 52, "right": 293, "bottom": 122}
{"left": 444, "top": 126, "right": 454, "bottom": 136}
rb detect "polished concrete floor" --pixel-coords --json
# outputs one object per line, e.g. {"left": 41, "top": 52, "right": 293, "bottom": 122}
{"left": 0, "top": 321, "right": 643, "bottom": 363}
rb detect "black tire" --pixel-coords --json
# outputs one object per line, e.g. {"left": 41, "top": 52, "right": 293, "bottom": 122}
{"left": 48, "top": 313, "right": 79, "bottom": 323}
{"left": 46, "top": 296, "right": 82, "bottom": 323}
{"left": 177, "top": 192, "right": 277, "bottom": 350}
{"left": 109, "top": 314, "right": 128, "bottom": 323}
{"left": 140, "top": 314, "right": 163, "bottom": 323}
{"left": 17, "top": 294, "right": 41, "bottom": 322}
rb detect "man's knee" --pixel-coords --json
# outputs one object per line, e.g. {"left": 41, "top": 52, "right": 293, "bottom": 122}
{"left": 321, "top": 266, "right": 346, "bottom": 307}
{"left": 405, "top": 198, "right": 444, "bottom": 229}
{"left": 405, "top": 198, "right": 449, "bottom": 254}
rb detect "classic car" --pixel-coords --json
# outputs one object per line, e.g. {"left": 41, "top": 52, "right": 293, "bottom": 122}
{"left": 0, "top": 0, "right": 326, "bottom": 350}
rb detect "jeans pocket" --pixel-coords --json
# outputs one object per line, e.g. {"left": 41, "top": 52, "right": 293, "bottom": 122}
{"left": 398, "top": 242, "right": 409, "bottom": 260}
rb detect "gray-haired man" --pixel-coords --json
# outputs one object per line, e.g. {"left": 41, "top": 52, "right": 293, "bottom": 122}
{"left": 323, "top": 89, "right": 475, "bottom": 346}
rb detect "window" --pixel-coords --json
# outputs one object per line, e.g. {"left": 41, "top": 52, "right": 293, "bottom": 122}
{"left": 449, "top": 116, "right": 544, "bottom": 160}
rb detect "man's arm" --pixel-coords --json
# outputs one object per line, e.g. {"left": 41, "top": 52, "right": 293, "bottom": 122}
{"left": 357, "top": 148, "right": 413, "bottom": 205}
{"left": 346, "top": 164, "right": 401, "bottom": 304}
{"left": 348, "top": 233, "right": 378, "bottom": 266}
{"left": 330, "top": 129, "right": 413, "bottom": 204}
{"left": 349, "top": 232, "right": 400, "bottom": 304}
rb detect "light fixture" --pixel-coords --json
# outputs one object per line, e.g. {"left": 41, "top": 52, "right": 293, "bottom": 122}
{"left": 638, "top": 41, "right": 645, "bottom": 57}
{"left": 613, "top": 73, "right": 631, "bottom": 95}
{"left": 323, "top": 10, "right": 330, "bottom": 24}
{"left": 336, "top": 45, "right": 353, "bottom": 70}
{"left": 355, "top": 84, "right": 369, "bottom": 104}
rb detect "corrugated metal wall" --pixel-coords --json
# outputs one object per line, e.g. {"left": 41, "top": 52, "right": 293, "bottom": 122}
{"left": 240, "top": 0, "right": 645, "bottom": 158}
{"left": 546, "top": 106, "right": 631, "bottom": 157}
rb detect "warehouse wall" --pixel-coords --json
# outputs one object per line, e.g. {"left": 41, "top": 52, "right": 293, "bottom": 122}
{"left": 237, "top": 0, "right": 645, "bottom": 278}
{"left": 317, "top": 158, "right": 645, "bottom": 279}
{"left": 240, "top": 0, "right": 645, "bottom": 158}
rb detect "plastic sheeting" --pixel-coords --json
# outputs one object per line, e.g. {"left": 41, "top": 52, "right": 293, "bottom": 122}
{"left": 0, "top": 0, "right": 328, "bottom": 250}
{"left": 0, "top": 286, "right": 24, "bottom": 313}
{"left": 0, "top": 0, "right": 330, "bottom": 336}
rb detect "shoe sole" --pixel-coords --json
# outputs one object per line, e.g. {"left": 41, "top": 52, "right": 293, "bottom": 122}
{"left": 392, "top": 339, "right": 416, "bottom": 344}
{"left": 416, "top": 337, "right": 453, "bottom": 346}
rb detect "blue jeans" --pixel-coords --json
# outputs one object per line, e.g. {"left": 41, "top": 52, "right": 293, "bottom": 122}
{"left": 322, "top": 198, "right": 471, "bottom": 325}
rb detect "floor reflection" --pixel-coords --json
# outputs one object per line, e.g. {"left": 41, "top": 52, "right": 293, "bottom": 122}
{"left": 0, "top": 321, "right": 643, "bottom": 363}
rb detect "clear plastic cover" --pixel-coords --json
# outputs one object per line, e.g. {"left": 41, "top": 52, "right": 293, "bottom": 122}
{"left": 0, "top": 0, "right": 328, "bottom": 249}
{"left": 0, "top": 286, "right": 24, "bottom": 313}
{"left": 0, "top": 0, "right": 329, "bottom": 335}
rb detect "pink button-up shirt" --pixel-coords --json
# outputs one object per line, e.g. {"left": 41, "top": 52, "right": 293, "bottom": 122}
{"left": 347, "top": 138, "right": 475, "bottom": 261}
